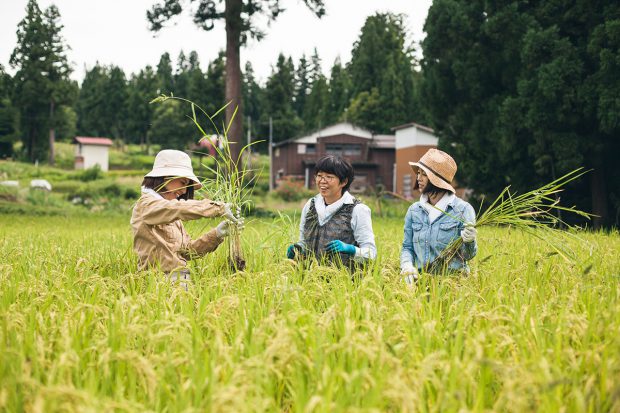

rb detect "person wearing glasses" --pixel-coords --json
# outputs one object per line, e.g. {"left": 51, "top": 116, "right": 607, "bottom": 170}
{"left": 286, "top": 155, "right": 377, "bottom": 269}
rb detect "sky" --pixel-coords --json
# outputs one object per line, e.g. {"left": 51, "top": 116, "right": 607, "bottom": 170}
{"left": 0, "top": 0, "right": 433, "bottom": 84}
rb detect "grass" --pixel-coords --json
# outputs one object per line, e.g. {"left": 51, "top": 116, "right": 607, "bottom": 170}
{"left": 0, "top": 212, "right": 619, "bottom": 412}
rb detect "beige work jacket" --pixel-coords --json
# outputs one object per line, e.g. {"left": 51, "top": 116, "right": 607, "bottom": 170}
{"left": 130, "top": 194, "right": 226, "bottom": 272}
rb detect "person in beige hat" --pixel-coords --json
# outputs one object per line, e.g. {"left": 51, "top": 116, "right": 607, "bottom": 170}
{"left": 400, "top": 148, "right": 477, "bottom": 282}
{"left": 130, "top": 149, "right": 241, "bottom": 287}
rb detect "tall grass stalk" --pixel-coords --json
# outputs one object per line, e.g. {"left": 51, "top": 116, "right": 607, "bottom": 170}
{"left": 150, "top": 94, "right": 260, "bottom": 271}
{"left": 428, "top": 168, "right": 592, "bottom": 273}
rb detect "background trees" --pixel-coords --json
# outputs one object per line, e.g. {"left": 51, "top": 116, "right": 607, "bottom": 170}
{"left": 9, "top": 0, "right": 74, "bottom": 163}
{"left": 422, "top": 0, "right": 620, "bottom": 227}
{"left": 146, "top": 0, "right": 325, "bottom": 162}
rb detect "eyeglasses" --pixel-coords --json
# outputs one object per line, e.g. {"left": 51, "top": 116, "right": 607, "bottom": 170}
{"left": 315, "top": 174, "right": 337, "bottom": 183}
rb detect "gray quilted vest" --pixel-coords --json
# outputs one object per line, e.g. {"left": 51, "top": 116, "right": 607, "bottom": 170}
{"left": 303, "top": 197, "right": 360, "bottom": 268}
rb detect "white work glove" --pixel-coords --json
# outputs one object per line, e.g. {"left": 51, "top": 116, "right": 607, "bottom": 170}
{"left": 216, "top": 220, "right": 231, "bottom": 238}
{"left": 222, "top": 203, "right": 241, "bottom": 224}
{"left": 461, "top": 223, "right": 477, "bottom": 243}
{"left": 400, "top": 262, "right": 419, "bottom": 285}
{"left": 216, "top": 216, "right": 245, "bottom": 238}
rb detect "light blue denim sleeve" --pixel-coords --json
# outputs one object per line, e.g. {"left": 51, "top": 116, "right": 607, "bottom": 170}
{"left": 459, "top": 202, "right": 478, "bottom": 261}
{"left": 351, "top": 204, "right": 377, "bottom": 261}
{"left": 297, "top": 199, "right": 312, "bottom": 249}
{"left": 400, "top": 206, "right": 416, "bottom": 269}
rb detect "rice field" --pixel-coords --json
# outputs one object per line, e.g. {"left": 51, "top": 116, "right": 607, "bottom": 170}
{"left": 0, "top": 212, "right": 619, "bottom": 412}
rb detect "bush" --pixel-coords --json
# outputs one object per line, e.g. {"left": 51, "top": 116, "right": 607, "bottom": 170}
{"left": 79, "top": 165, "right": 103, "bottom": 182}
{"left": 0, "top": 184, "right": 18, "bottom": 201}
{"left": 274, "top": 177, "right": 313, "bottom": 202}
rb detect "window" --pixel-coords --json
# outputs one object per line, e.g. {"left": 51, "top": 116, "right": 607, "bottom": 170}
{"left": 306, "top": 144, "right": 316, "bottom": 154}
{"left": 325, "top": 143, "right": 362, "bottom": 156}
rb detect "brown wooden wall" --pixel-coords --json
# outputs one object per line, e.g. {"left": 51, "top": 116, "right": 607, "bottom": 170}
{"left": 272, "top": 134, "right": 395, "bottom": 192}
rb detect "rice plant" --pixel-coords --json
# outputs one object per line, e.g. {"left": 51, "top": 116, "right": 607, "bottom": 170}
{"left": 1, "top": 212, "right": 619, "bottom": 412}
{"left": 151, "top": 94, "right": 261, "bottom": 271}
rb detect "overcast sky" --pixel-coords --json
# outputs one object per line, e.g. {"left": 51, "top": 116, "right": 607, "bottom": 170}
{"left": 1, "top": 0, "right": 432, "bottom": 84}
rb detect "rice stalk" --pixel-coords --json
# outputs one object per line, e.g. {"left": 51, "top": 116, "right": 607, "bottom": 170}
{"left": 427, "top": 168, "right": 592, "bottom": 273}
{"left": 150, "top": 94, "right": 262, "bottom": 271}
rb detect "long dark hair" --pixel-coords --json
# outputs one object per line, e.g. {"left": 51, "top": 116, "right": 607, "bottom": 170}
{"left": 142, "top": 176, "right": 194, "bottom": 200}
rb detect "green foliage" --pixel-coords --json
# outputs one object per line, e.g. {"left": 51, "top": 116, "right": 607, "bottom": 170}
{"left": 78, "top": 164, "right": 103, "bottom": 182}
{"left": 346, "top": 12, "right": 423, "bottom": 133}
{"left": 9, "top": 0, "right": 73, "bottom": 163}
{"left": 149, "top": 99, "right": 198, "bottom": 150}
{"left": 262, "top": 54, "right": 304, "bottom": 141}
{"left": 422, "top": 0, "right": 620, "bottom": 227}
{"left": 273, "top": 176, "right": 313, "bottom": 202}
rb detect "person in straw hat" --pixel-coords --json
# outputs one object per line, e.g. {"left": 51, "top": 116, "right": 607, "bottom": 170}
{"left": 131, "top": 149, "right": 241, "bottom": 288}
{"left": 400, "top": 148, "right": 477, "bottom": 283}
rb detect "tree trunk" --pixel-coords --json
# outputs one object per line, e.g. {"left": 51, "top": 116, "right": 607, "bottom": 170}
{"left": 48, "top": 100, "right": 55, "bottom": 165}
{"left": 225, "top": 0, "right": 243, "bottom": 165}
{"left": 590, "top": 167, "right": 608, "bottom": 229}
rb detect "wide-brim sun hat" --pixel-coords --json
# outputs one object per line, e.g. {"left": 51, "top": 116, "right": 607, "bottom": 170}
{"left": 145, "top": 149, "right": 202, "bottom": 189}
{"left": 408, "top": 148, "right": 457, "bottom": 193}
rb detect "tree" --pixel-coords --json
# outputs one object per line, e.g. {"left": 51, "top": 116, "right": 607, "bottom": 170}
{"left": 324, "top": 57, "right": 351, "bottom": 125}
{"left": 262, "top": 54, "right": 303, "bottom": 142}
{"left": 202, "top": 51, "right": 226, "bottom": 116}
{"left": 0, "top": 66, "right": 19, "bottom": 158}
{"left": 294, "top": 54, "right": 310, "bottom": 120}
{"left": 76, "top": 64, "right": 108, "bottom": 137}
{"left": 346, "top": 12, "right": 419, "bottom": 133}
{"left": 150, "top": 99, "right": 197, "bottom": 149}
{"left": 422, "top": 0, "right": 620, "bottom": 227}
{"left": 10, "top": 0, "right": 73, "bottom": 163}
{"left": 146, "top": 0, "right": 325, "bottom": 162}
{"left": 156, "top": 52, "right": 174, "bottom": 95}
{"left": 243, "top": 61, "right": 264, "bottom": 149}
{"left": 126, "top": 66, "right": 158, "bottom": 147}
{"left": 42, "top": 4, "right": 73, "bottom": 164}
{"left": 106, "top": 66, "right": 129, "bottom": 139}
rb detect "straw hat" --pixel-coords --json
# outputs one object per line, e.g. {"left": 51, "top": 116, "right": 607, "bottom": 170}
{"left": 145, "top": 150, "right": 201, "bottom": 189}
{"left": 408, "top": 148, "right": 457, "bottom": 193}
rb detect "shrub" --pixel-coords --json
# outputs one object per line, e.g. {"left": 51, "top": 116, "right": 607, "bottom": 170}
{"left": 274, "top": 177, "right": 313, "bottom": 202}
{"left": 79, "top": 165, "right": 103, "bottom": 182}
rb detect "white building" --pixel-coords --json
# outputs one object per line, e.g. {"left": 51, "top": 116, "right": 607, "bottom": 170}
{"left": 73, "top": 137, "right": 114, "bottom": 171}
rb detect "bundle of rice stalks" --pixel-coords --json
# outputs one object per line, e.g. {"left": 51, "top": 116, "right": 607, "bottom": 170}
{"left": 151, "top": 94, "right": 260, "bottom": 271}
{"left": 428, "top": 168, "right": 592, "bottom": 273}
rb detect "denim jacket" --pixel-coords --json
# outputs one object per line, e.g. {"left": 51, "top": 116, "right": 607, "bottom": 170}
{"left": 400, "top": 195, "right": 477, "bottom": 273}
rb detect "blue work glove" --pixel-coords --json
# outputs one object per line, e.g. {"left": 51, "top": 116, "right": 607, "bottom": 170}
{"left": 286, "top": 244, "right": 296, "bottom": 259}
{"left": 286, "top": 243, "right": 304, "bottom": 259}
{"left": 325, "top": 240, "right": 356, "bottom": 255}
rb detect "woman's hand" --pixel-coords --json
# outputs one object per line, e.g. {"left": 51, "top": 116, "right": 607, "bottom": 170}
{"left": 222, "top": 203, "right": 241, "bottom": 224}
{"left": 461, "top": 223, "right": 477, "bottom": 243}
{"left": 325, "top": 240, "right": 356, "bottom": 255}
{"left": 400, "top": 263, "right": 419, "bottom": 285}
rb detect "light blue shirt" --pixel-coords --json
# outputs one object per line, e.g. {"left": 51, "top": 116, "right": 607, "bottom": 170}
{"left": 298, "top": 191, "right": 377, "bottom": 262}
{"left": 400, "top": 194, "right": 477, "bottom": 273}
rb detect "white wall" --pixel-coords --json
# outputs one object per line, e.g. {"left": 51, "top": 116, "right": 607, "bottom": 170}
{"left": 395, "top": 126, "right": 438, "bottom": 150}
{"left": 81, "top": 145, "right": 110, "bottom": 171}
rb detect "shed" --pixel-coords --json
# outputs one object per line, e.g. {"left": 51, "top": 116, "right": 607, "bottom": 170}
{"left": 73, "top": 137, "right": 113, "bottom": 171}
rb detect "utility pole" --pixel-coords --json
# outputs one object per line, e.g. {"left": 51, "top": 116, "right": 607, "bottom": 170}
{"left": 269, "top": 116, "right": 273, "bottom": 191}
{"left": 246, "top": 116, "right": 251, "bottom": 170}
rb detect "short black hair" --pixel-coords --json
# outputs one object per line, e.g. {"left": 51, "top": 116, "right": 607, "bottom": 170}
{"left": 141, "top": 176, "right": 194, "bottom": 200}
{"left": 421, "top": 180, "right": 448, "bottom": 197}
{"left": 314, "top": 155, "right": 354, "bottom": 194}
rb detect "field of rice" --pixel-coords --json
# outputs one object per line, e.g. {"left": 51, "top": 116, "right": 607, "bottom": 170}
{"left": 1, "top": 212, "right": 619, "bottom": 412}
